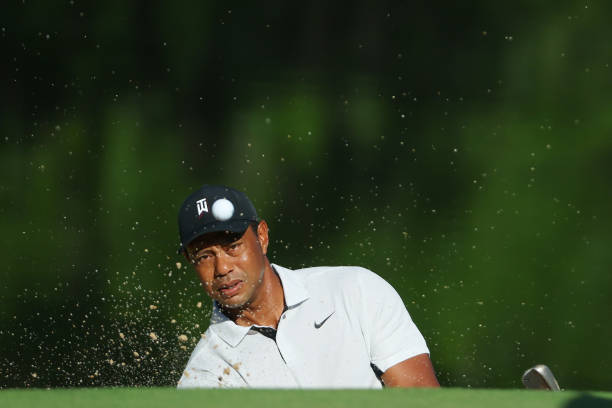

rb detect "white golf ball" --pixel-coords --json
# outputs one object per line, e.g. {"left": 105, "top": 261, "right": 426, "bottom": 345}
{"left": 212, "top": 198, "right": 235, "bottom": 221}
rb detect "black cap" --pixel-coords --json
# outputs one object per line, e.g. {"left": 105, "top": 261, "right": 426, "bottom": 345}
{"left": 177, "top": 184, "right": 258, "bottom": 254}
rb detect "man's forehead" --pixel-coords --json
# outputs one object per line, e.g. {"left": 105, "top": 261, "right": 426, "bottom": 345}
{"left": 188, "top": 229, "right": 247, "bottom": 252}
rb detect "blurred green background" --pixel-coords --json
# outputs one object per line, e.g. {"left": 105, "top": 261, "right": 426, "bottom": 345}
{"left": 1, "top": 1, "right": 611, "bottom": 390}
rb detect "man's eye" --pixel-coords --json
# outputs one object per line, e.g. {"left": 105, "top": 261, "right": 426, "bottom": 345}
{"left": 194, "top": 254, "right": 211, "bottom": 263}
{"left": 228, "top": 243, "right": 241, "bottom": 252}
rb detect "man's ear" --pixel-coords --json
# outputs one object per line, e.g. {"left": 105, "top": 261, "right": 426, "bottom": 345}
{"left": 256, "top": 220, "right": 269, "bottom": 255}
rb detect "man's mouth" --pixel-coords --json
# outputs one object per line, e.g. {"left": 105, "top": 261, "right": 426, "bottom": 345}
{"left": 218, "top": 280, "right": 243, "bottom": 298}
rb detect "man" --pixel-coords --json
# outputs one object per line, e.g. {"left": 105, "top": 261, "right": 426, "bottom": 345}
{"left": 176, "top": 184, "right": 439, "bottom": 388}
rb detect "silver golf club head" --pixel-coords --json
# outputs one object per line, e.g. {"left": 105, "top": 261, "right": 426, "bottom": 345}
{"left": 522, "top": 364, "right": 560, "bottom": 391}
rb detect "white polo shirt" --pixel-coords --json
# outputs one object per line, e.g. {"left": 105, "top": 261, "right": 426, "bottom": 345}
{"left": 177, "top": 264, "right": 429, "bottom": 389}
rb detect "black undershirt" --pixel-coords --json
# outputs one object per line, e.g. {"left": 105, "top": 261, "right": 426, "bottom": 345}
{"left": 250, "top": 302, "right": 287, "bottom": 341}
{"left": 251, "top": 325, "right": 278, "bottom": 340}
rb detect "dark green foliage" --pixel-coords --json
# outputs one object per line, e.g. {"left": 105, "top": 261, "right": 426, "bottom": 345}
{"left": 1, "top": 1, "right": 611, "bottom": 390}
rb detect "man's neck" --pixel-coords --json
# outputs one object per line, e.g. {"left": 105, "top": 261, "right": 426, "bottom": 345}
{"left": 221, "top": 263, "right": 285, "bottom": 329}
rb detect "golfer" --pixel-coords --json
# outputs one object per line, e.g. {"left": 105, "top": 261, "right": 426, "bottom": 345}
{"left": 176, "top": 184, "right": 439, "bottom": 388}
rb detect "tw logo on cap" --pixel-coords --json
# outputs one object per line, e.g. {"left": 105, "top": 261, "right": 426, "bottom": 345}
{"left": 196, "top": 198, "right": 209, "bottom": 218}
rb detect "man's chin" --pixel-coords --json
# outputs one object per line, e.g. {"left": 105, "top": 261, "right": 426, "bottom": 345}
{"left": 216, "top": 296, "right": 249, "bottom": 310}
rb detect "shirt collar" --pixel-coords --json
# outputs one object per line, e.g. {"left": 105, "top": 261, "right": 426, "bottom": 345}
{"left": 209, "top": 264, "right": 310, "bottom": 347}
{"left": 272, "top": 263, "right": 309, "bottom": 309}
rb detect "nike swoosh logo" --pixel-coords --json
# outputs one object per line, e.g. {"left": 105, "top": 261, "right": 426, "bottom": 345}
{"left": 314, "top": 312, "right": 334, "bottom": 329}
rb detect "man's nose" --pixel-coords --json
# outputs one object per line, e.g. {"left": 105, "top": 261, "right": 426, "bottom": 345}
{"left": 214, "top": 251, "right": 233, "bottom": 277}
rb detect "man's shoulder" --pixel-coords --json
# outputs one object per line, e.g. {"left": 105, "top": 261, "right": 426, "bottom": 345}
{"left": 277, "top": 264, "right": 360, "bottom": 279}
{"left": 278, "top": 264, "right": 385, "bottom": 293}
{"left": 295, "top": 264, "right": 381, "bottom": 280}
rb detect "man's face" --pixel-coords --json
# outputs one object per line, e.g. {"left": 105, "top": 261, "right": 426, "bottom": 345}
{"left": 186, "top": 222, "right": 269, "bottom": 309}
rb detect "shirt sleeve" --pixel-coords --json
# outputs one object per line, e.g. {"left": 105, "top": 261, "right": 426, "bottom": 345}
{"left": 355, "top": 268, "right": 430, "bottom": 373}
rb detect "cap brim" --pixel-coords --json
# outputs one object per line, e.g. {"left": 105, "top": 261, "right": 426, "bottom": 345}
{"left": 177, "top": 219, "right": 254, "bottom": 255}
